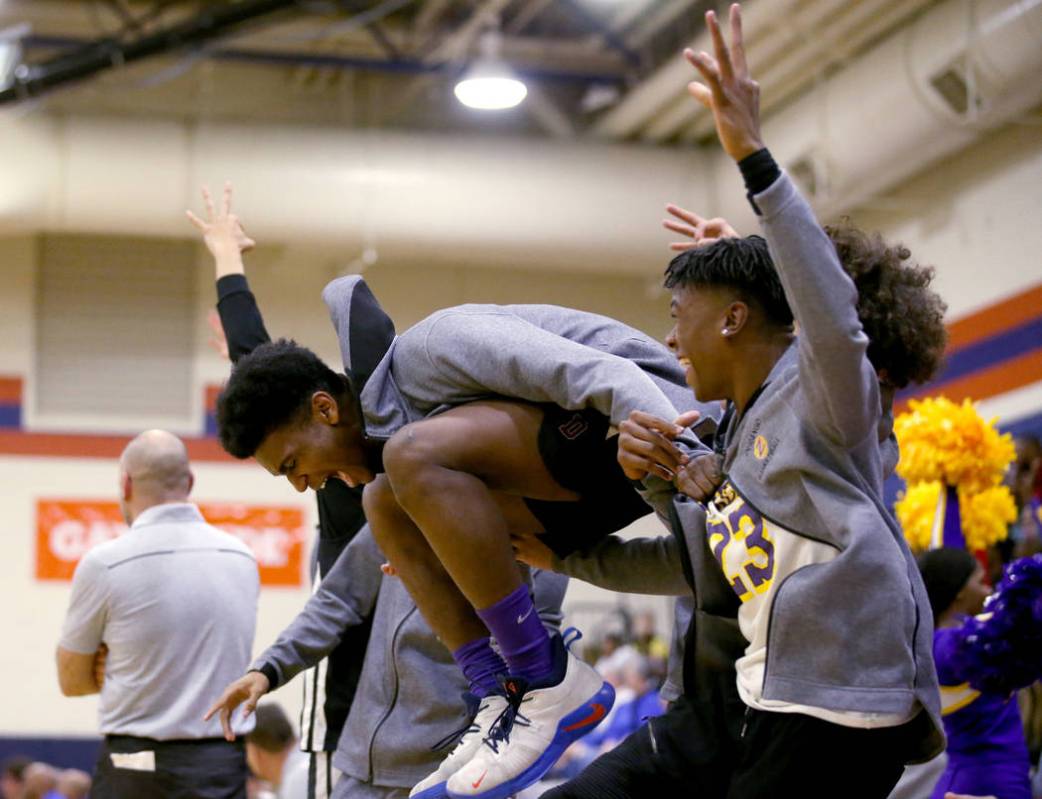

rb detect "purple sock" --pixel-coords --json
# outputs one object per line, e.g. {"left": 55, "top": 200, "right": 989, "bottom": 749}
{"left": 476, "top": 584, "right": 554, "bottom": 683}
{"left": 453, "top": 637, "right": 508, "bottom": 698}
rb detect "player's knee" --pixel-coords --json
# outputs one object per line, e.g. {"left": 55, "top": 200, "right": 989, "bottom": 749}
{"left": 382, "top": 424, "right": 443, "bottom": 501}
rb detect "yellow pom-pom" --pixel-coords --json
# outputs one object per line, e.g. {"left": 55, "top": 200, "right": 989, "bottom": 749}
{"left": 961, "top": 485, "right": 1017, "bottom": 551}
{"left": 895, "top": 480, "right": 1016, "bottom": 553}
{"left": 895, "top": 481, "right": 941, "bottom": 553}
{"left": 895, "top": 397, "right": 1015, "bottom": 494}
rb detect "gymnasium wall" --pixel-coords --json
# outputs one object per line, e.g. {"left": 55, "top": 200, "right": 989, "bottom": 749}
{"left": 849, "top": 120, "right": 1042, "bottom": 437}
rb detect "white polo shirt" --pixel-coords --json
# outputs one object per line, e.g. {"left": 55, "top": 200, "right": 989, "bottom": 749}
{"left": 59, "top": 502, "right": 260, "bottom": 740}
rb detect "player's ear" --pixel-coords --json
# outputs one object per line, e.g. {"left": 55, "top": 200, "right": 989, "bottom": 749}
{"left": 722, "top": 301, "right": 748, "bottom": 337}
{"left": 312, "top": 392, "right": 339, "bottom": 425}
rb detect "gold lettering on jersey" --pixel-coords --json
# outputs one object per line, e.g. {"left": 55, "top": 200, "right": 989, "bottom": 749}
{"left": 707, "top": 481, "right": 776, "bottom": 602}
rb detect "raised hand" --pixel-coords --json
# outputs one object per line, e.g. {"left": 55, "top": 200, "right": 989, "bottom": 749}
{"left": 203, "top": 670, "right": 269, "bottom": 741}
{"left": 186, "top": 182, "right": 256, "bottom": 269}
{"left": 664, "top": 204, "right": 740, "bottom": 252}
{"left": 684, "top": 4, "right": 764, "bottom": 162}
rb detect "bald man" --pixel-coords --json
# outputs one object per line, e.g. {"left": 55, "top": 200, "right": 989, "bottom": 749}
{"left": 57, "top": 430, "right": 260, "bottom": 799}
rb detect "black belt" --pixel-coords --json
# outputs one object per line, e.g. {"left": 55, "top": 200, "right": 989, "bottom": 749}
{"left": 104, "top": 735, "right": 240, "bottom": 747}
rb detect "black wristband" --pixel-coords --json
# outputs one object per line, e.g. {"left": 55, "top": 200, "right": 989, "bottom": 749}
{"left": 738, "top": 148, "right": 781, "bottom": 214}
{"left": 216, "top": 273, "right": 250, "bottom": 302}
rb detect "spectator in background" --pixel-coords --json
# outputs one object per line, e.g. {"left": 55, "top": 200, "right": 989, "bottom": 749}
{"left": 53, "top": 770, "right": 90, "bottom": 799}
{"left": 918, "top": 548, "right": 1037, "bottom": 799}
{"left": 1011, "top": 435, "right": 1042, "bottom": 559}
{"left": 632, "top": 611, "right": 669, "bottom": 662}
{"left": 1, "top": 755, "right": 30, "bottom": 799}
{"left": 19, "top": 763, "right": 57, "bottom": 799}
{"left": 56, "top": 430, "right": 260, "bottom": 798}
{"left": 245, "top": 705, "right": 309, "bottom": 799}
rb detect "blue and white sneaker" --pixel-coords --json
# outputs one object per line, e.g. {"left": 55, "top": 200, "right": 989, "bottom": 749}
{"left": 410, "top": 692, "right": 510, "bottom": 799}
{"left": 445, "top": 631, "right": 614, "bottom": 799}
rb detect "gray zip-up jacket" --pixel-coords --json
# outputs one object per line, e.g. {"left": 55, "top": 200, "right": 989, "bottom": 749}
{"left": 321, "top": 283, "right": 717, "bottom": 450}
{"left": 253, "top": 526, "right": 568, "bottom": 787}
{"left": 556, "top": 170, "right": 943, "bottom": 762}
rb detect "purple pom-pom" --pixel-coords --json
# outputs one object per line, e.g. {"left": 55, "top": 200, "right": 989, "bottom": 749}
{"left": 946, "top": 554, "right": 1042, "bottom": 694}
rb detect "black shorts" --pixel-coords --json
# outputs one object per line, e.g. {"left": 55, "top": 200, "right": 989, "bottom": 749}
{"left": 524, "top": 405, "right": 651, "bottom": 559}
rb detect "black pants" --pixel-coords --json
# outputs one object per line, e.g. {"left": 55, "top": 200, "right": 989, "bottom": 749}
{"left": 544, "top": 699, "right": 922, "bottom": 799}
{"left": 91, "top": 735, "right": 247, "bottom": 799}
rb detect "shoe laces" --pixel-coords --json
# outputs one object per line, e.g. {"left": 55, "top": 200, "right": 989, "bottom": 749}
{"left": 482, "top": 691, "right": 531, "bottom": 754}
{"left": 430, "top": 695, "right": 487, "bottom": 752}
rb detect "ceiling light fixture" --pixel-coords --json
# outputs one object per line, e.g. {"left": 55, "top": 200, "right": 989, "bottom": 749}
{"left": 0, "top": 24, "right": 30, "bottom": 92}
{"left": 454, "top": 29, "right": 527, "bottom": 111}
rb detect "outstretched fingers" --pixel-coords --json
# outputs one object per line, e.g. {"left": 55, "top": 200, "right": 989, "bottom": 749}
{"left": 666, "top": 203, "right": 707, "bottom": 228}
{"left": 185, "top": 209, "right": 207, "bottom": 232}
{"left": 201, "top": 185, "right": 215, "bottom": 221}
{"left": 221, "top": 181, "right": 233, "bottom": 217}
{"left": 729, "top": 3, "right": 748, "bottom": 78}
{"left": 706, "top": 9, "right": 734, "bottom": 82}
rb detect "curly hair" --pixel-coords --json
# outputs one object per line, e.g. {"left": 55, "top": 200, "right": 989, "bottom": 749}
{"left": 664, "top": 235, "right": 794, "bottom": 329}
{"left": 217, "top": 338, "right": 351, "bottom": 459}
{"left": 826, "top": 223, "right": 948, "bottom": 388}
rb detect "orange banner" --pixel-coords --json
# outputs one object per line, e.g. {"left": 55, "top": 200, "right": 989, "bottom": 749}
{"left": 36, "top": 499, "right": 307, "bottom": 586}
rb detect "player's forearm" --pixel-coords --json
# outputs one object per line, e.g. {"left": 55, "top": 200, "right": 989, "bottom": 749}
{"left": 213, "top": 246, "right": 246, "bottom": 280}
{"left": 553, "top": 535, "right": 689, "bottom": 596}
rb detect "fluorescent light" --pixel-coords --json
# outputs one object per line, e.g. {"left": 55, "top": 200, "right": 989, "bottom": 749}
{"left": 454, "top": 28, "right": 527, "bottom": 111}
{"left": 454, "top": 68, "right": 527, "bottom": 110}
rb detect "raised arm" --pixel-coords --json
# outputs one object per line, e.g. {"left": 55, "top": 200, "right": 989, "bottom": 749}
{"left": 187, "top": 183, "right": 271, "bottom": 363}
{"left": 685, "top": 4, "right": 879, "bottom": 445}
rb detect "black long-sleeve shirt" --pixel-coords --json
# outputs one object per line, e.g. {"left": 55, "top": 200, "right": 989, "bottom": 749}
{"left": 216, "top": 273, "right": 372, "bottom": 752}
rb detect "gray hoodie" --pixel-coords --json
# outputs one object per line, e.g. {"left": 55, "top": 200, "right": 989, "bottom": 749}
{"left": 555, "top": 171, "right": 943, "bottom": 763}
{"left": 253, "top": 526, "right": 568, "bottom": 787}
{"left": 320, "top": 284, "right": 717, "bottom": 450}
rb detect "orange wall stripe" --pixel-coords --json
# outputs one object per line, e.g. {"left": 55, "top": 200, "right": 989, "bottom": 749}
{"left": 205, "top": 384, "right": 223, "bottom": 412}
{"left": 896, "top": 348, "right": 1042, "bottom": 416}
{"left": 946, "top": 283, "right": 1042, "bottom": 351}
{"left": 0, "top": 430, "right": 237, "bottom": 462}
{"left": 0, "top": 377, "right": 23, "bottom": 404}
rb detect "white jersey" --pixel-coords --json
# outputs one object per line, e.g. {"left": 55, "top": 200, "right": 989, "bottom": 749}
{"left": 706, "top": 480, "right": 915, "bottom": 729}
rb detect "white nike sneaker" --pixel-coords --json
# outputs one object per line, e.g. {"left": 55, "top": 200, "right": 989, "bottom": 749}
{"left": 410, "top": 693, "right": 510, "bottom": 799}
{"left": 446, "top": 632, "right": 614, "bottom": 799}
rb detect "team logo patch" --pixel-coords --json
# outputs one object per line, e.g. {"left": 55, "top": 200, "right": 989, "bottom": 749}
{"left": 558, "top": 414, "right": 589, "bottom": 440}
{"left": 753, "top": 434, "right": 769, "bottom": 460}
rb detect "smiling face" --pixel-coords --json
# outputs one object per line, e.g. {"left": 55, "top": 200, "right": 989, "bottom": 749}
{"left": 253, "top": 392, "right": 373, "bottom": 493}
{"left": 666, "top": 284, "right": 737, "bottom": 403}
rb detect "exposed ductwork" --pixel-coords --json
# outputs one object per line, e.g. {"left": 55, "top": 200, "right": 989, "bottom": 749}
{"left": 0, "top": 0, "right": 1037, "bottom": 274}
{"left": 0, "top": 115, "right": 709, "bottom": 275}
{"left": 0, "top": 0, "right": 299, "bottom": 106}
{"left": 710, "top": 0, "right": 1042, "bottom": 224}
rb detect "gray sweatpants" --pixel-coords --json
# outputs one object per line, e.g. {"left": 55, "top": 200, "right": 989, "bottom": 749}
{"left": 332, "top": 775, "right": 411, "bottom": 799}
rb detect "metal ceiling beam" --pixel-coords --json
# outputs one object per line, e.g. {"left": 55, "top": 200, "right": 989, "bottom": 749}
{"left": 0, "top": 0, "right": 298, "bottom": 105}
{"left": 19, "top": 34, "right": 625, "bottom": 85}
